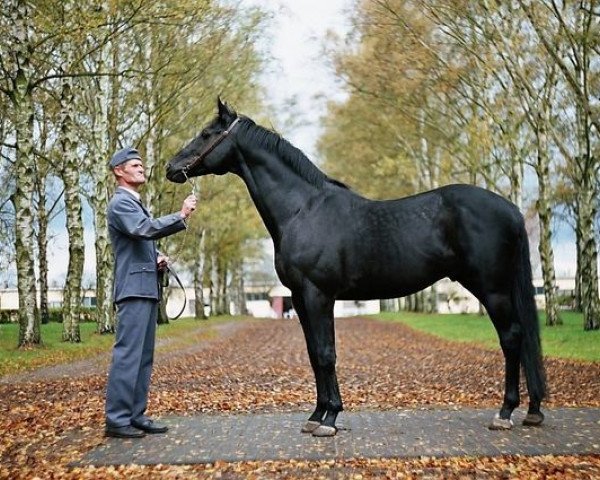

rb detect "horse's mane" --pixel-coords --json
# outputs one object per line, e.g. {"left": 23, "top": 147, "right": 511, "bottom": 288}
{"left": 237, "top": 117, "right": 348, "bottom": 190}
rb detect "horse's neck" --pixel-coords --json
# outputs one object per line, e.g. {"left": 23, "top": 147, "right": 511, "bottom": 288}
{"left": 236, "top": 146, "right": 321, "bottom": 243}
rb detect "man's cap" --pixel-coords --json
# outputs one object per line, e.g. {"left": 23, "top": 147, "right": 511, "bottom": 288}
{"left": 109, "top": 147, "right": 142, "bottom": 169}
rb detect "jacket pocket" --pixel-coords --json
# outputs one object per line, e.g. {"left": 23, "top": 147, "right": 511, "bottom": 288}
{"left": 128, "top": 262, "right": 157, "bottom": 296}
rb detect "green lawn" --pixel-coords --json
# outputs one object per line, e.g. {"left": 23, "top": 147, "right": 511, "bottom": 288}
{"left": 374, "top": 310, "right": 600, "bottom": 362}
{"left": 0, "top": 316, "right": 247, "bottom": 377}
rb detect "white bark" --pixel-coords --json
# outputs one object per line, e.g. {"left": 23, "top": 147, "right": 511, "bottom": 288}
{"left": 10, "top": 0, "right": 39, "bottom": 346}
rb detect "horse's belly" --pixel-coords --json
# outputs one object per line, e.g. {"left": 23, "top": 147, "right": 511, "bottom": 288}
{"left": 337, "top": 272, "right": 444, "bottom": 301}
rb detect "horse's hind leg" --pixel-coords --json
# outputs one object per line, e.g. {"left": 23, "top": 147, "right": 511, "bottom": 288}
{"left": 522, "top": 355, "right": 545, "bottom": 426}
{"left": 292, "top": 285, "right": 342, "bottom": 437}
{"left": 523, "top": 398, "right": 544, "bottom": 426}
{"left": 485, "top": 293, "right": 522, "bottom": 430}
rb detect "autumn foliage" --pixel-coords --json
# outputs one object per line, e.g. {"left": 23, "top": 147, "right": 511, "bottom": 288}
{"left": 1, "top": 317, "right": 599, "bottom": 479}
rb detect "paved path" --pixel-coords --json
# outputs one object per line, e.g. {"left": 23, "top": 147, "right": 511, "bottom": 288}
{"left": 75, "top": 407, "right": 600, "bottom": 466}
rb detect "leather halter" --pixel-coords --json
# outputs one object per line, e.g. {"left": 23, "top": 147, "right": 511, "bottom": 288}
{"left": 182, "top": 117, "right": 241, "bottom": 177}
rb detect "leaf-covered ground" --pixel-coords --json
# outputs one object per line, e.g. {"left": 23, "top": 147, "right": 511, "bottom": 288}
{"left": 1, "top": 317, "right": 599, "bottom": 479}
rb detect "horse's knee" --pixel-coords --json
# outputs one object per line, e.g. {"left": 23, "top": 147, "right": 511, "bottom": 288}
{"left": 315, "top": 345, "right": 336, "bottom": 370}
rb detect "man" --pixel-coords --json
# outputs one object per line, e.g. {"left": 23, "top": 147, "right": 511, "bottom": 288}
{"left": 105, "top": 146, "right": 196, "bottom": 439}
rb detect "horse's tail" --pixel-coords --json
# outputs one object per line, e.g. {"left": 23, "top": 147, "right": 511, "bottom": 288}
{"left": 513, "top": 227, "right": 547, "bottom": 403}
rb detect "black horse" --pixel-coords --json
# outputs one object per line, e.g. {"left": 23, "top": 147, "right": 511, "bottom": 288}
{"left": 166, "top": 99, "right": 546, "bottom": 437}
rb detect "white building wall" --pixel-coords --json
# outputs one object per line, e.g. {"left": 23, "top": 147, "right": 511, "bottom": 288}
{"left": 333, "top": 300, "right": 380, "bottom": 317}
{"left": 243, "top": 300, "right": 277, "bottom": 318}
{"left": 0, "top": 277, "right": 589, "bottom": 317}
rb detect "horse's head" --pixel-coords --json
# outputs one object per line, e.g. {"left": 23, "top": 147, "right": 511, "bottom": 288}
{"left": 166, "top": 98, "right": 241, "bottom": 183}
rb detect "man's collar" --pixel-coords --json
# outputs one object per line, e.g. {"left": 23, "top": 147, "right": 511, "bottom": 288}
{"left": 117, "top": 186, "right": 141, "bottom": 201}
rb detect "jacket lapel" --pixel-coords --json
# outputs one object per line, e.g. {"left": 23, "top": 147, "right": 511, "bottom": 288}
{"left": 116, "top": 188, "right": 150, "bottom": 217}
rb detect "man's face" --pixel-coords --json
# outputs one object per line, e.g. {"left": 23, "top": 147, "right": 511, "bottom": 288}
{"left": 115, "top": 159, "right": 146, "bottom": 186}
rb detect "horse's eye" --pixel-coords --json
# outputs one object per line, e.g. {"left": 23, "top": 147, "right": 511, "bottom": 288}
{"left": 201, "top": 129, "right": 210, "bottom": 138}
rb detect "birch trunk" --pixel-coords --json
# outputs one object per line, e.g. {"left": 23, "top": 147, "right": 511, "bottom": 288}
{"left": 11, "top": 0, "right": 39, "bottom": 346}
{"left": 92, "top": 91, "right": 115, "bottom": 334}
{"left": 413, "top": 108, "right": 430, "bottom": 313}
{"left": 575, "top": 5, "right": 600, "bottom": 330}
{"left": 231, "top": 260, "right": 247, "bottom": 316}
{"left": 508, "top": 142, "right": 523, "bottom": 211}
{"left": 35, "top": 176, "right": 49, "bottom": 325}
{"left": 194, "top": 230, "right": 207, "bottom": 319}
{"left": 534, "top": 116, "right": 561, "bottom": 326}
{"left": 210, "top": 255, "right": 229, "bottom": 316}
{"left": 574, "top": 223, "right": 582, "bottom": 311}
{"left": 142, "top": 25, "right": 159, "bottom": 213}
{"left": 158, "top": 291, "right": 170, "bottom": 324}
{"left": 209, "top": 251, "right": 218, "bottom": 316}
{"left": 220, "top": 264, "right": 230, "bottom": 315}
{"left": 578, "top": 184, "right": 600, "bottom": 330}
{"left": 60, "top": 59, "right": 84, "bottom": 343}
{"left": 91, "top": 7, "right": 115, "bottom": 334}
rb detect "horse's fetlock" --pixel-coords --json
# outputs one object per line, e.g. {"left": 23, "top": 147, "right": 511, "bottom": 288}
{"left": 503, "top": 390, "right": 520, "bottom": 407}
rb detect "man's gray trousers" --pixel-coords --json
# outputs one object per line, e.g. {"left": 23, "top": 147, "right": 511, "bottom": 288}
{"left": 105, "top": 298, "right": 159, "bottom": 428}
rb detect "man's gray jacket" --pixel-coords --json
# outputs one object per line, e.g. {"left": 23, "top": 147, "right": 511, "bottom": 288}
{"left": 107, "top": 188, "right": 186, "bottom": 303}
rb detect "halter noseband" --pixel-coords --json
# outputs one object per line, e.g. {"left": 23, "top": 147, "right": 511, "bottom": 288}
{"left": 182, "top": 116, "right": 241, "bottom": 177}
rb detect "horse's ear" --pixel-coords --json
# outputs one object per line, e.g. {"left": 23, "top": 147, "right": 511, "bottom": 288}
{"left": 217, "top": 96, "right": 236, "bottom": 119}
{"left": 217, "top": 97, "right": 226, "bottom": 116}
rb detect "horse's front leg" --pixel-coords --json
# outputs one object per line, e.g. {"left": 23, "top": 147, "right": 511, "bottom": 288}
{"left": 292, "top": 285, "right": 342, "bottom": 437}
{"left": 293, "top": 293, "right": 327, "bottom": 432}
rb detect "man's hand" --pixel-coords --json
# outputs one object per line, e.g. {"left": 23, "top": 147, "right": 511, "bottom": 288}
{"left": 180, "top": 194, "right": 197, "bottom": 219}
{"left": 157, "top": 255, "right": 170, "bottom": 272}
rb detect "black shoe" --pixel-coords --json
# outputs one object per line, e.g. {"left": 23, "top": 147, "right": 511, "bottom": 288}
{"left": 131, "top": 418, "right": 168, "bottom": 434}
{"left": 105, "top": 425, "right": 146, "bottom": 438}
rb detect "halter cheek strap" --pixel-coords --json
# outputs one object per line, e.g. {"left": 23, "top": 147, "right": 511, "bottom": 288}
{"left": 183, "top": 117, "right": 241, "bottom": 175}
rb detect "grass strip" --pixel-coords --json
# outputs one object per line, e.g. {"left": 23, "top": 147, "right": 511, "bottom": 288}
{"left": 374, "top": 310, "right": 600, "bottom": 362}
{"left": 0, "top": 315, "right": 250, "bottom": 376}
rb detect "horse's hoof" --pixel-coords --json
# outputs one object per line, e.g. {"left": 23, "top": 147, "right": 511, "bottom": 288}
{"left": 301, "top": 420, "right": 321, "bottom": 433}
{"left": 312, "top": 425, "right": 337, "bottom": 437}
{"left": 489, "top": 413, "right": 513, "bottom": 430}
{"left": 523, "top": 412, "right": 544, "bottom": 426}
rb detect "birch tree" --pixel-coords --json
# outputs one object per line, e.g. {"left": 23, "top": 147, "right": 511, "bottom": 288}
{"left": 82, "top": 1, "right": 117, "bottom": 334}
{"left": 468, "top": 1, "right": 562, "bottom": 325}
{"left": 1, "top": 1, "right": 40, "bottom": 345}
{"left": 59, "top": 59, "right": 84, "bottom": 342}
{"left": 518, "top": 0, "right": 599, "bottom": 330}
{"left": 32, "top": 103, "right": 61, "bottom": 325}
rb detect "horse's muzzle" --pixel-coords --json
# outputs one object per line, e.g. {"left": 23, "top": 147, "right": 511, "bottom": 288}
{"left": 165, "top": 165, "right": 187, "bottom": 184}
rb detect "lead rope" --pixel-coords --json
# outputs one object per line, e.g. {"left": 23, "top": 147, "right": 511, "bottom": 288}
{"left": 164, "top": 170, "right": 198, "bottom": 319}
{"left": 183, "top": 167, "right": 199, "bottom": 197}
{"left": 170, "top": 169, "right": 198, "bottom": 263}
